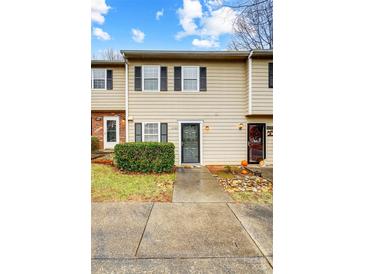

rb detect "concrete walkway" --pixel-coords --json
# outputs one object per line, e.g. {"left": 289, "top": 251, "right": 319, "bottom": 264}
{"left": 172, "top": 166, "right": 233, "bottom": 202}
{"left": 92, "top": 202, "right": 273, "bottom": 273}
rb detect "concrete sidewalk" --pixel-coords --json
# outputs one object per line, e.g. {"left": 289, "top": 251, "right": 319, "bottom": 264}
{"left": 92, "top": 202, "right": 273, "bottom": 273}
{"left": 172, "top": 167, "right": 233, "bottom": 202}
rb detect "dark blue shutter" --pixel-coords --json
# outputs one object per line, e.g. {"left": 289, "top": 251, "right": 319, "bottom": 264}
{"left": 107, "top": 70, "right": 113, "bottom": 90}
{"left": 268, "top": 63, "right": 273, "bottom": 88}
{"left": 135, "top": 123, "right": 142, "bottom": 142}
{"left": 174, "top": 67, "right": 181, "bottom": 91}
{"left": 135, "top": 66, "right": 142, "bottom": 91}
{"left": 160, "top": 123, "right": 168, "bottom": 142}
{"left": 160, "top": 67, "right": 168, "bottom": 91}
{"left": 199, "top": 67, "right": 207, "bottom": 91}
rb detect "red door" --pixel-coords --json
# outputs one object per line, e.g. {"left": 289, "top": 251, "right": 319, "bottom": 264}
{"left": 247, "top": 123, "right": 266, "bottom": 164}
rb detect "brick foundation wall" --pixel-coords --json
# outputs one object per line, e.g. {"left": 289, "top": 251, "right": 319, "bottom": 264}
{"left": 91, "top": 111, "right": 126, "bottom": 149}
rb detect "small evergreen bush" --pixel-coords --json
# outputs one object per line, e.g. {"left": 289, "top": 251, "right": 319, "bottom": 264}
{"left": 114, "top": 142, "right": 175, "bottom": 173}
{"left": 91, "top": 136, "right": 99, "bottom": 152}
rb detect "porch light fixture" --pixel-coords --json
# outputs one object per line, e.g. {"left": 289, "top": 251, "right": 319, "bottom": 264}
{"left": 95, "top": 117, "right": 102, "bottom": 121}
{"left": 238, "top": 123, "right": 244, "bottom": 130}
{"left": 204, "top": 125, "right": 210, "bottom": 131}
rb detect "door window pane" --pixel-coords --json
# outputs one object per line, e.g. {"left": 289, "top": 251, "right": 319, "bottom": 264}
{"left": 107, "top": 120, "right": 117, "bottom": 142}
{"left": 182, "top": 124, "right": 199, "bottom": 163}
{"left": 248, "top": 124, "right": 264, "bottom": 162}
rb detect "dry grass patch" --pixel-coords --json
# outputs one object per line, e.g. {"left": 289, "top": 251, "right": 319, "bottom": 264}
{"left": 92, "top": 164, "right": 175, "bottom": 202}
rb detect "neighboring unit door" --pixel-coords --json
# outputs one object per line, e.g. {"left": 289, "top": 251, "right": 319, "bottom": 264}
{"left": 247, "top": 123, "right": 266, "bottom": 164}
{"left": 103, "top": 116, "right": 119, "bottom": 149}
{"left": 181, "top": 123, "right": 200, "bottom": 164}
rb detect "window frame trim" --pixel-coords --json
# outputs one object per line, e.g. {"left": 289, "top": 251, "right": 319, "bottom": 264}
{"left": 181, "top": 66, "right": 200, "bottom": 92}
{"left": 142, "top": 122, "right": 161, "bottom": 142}
{"left": 91, "top": 68, "right": 107, "bottom": 90}
{"left": 142, "top": 65, "right": 161, "bottom": 92}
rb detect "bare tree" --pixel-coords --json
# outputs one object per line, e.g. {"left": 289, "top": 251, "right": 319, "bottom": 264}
{"left": 101, "top": 48, "right": 123, "bottom": 60}
{"left": 228, "top": 0, "right": 273, "bottom": 50}
{"left": 92, "top": 48, "right": 123, "bottom": 60}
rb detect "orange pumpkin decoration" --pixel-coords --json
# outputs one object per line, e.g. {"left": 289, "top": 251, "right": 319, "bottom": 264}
{"left": 241, "top": 160, "right": 248, "bottom": 167}
{"left": 259, "top": 160, "right": 265, "bottom": 167}
{"left": 241, "top": 169, "right": 248, "bottom": 175}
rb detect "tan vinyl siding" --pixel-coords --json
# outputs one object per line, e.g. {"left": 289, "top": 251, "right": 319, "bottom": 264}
{"left": 127, "top": 59, "right": 248, "bottom": 165}
{"left": 91, "top": 66, "right": 125, "bottom": 110}
{"left": 251, "top": 59, "right": 273, "bottom": 114}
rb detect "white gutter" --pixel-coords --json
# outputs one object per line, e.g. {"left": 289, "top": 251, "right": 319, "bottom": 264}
{"left": 248, "top": 50, "right": 253, "bottom": 115}
{"left": 122, "top": 53, "right": 129, "bottom": 142}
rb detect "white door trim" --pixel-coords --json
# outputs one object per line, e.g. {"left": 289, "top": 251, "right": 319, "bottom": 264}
{"left": 178, "top": 120, "right": 203, "bottom": 165}
{"left": 103, "top": 116, "right": 119, "bottom": 149}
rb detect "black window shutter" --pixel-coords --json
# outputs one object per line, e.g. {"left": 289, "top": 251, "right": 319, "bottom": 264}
{"left": 135, "top": 123, "right": 142, "bottom": 142}
{"left": 160, "top": 67, "right": 168, "bottom": 91}
{"left": 106, "top": 70, "right": 113, "bottom": 90}
{"left": 135, "top": 66, "right": 142, "bottom": 91}
{"left": 160, "top": 123, "right": 168, "bottom": 142}
{"left": 268, "top": 63, "right": 273, "bottom": 88}
{"left": 174, "top": 67, "right": 181, "bottom": 91}
{"left": 199, "top": 67, "right": 207, "bottom": 91}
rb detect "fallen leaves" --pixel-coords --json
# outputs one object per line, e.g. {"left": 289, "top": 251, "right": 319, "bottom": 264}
{"left": 218, "top": 175, "right": 273, "bottom": 194}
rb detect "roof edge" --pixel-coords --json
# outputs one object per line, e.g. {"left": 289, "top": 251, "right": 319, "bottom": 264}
{"left": 91, "top": 60, "right": 125, "bottom": 65}
{"left": 120, "top": 49, "right": 272, "bottom": 60}
{"left": 121, "top": 50, "right": 249, "bottom": 60}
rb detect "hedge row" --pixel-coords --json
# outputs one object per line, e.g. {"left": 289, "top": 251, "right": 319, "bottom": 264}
{"left": 114, "top": 142, "right": 175, "bottom": 173}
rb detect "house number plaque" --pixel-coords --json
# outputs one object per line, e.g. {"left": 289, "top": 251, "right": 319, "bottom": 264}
{"left": 267, "top": 126, "right": 273, "bottom": 137}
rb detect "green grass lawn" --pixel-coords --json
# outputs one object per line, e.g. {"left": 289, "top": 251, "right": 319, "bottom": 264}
{"left": 91, "top": 164, "right": 175, "bottom": 202}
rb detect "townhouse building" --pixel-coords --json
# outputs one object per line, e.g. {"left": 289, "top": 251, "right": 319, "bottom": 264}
{"left": 91, "top": 50, "right": 273, "bottom": 166}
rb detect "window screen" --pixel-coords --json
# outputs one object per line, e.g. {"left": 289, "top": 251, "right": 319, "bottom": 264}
{"left": 143, "top": 123, "right": 159, "bottom": 141}
{"left": 92, "top": 69, "right": 106, "bottom": 89}
{"left": 143, "top": 66, "right": 159, "bottom": 91}
{"left": 183, "top": 67, "right": 198, "bottom": 91}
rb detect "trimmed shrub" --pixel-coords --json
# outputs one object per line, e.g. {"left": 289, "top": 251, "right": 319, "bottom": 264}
{"left": 114, "top": 142, "right": 175, "bottom": 173}
{"left": 91, "top": 136, "right": 99, "bottom": 152}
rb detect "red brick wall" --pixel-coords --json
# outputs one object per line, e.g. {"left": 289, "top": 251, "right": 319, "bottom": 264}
{"left": 91, "top": 111, "right": 126, "bottom": 149}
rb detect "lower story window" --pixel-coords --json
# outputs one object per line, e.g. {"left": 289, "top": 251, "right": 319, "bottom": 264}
{"left": 143, "top": 123, "right": 159, "bottom": 142}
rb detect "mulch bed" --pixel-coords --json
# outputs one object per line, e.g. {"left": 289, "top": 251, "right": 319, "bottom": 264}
{"left": 92, "top": 159, "right": 114, "bottom": 165}
{"left": 207, "top": 165, "right": 273, "bottom": 196}
{"left": 217, "top": 174, "right": 273, "bottom": 194}
{"left": 91, "top": 151, "right": 115, "bottom": 164}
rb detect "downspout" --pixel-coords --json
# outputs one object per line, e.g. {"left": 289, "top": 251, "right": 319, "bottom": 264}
{"left": 122, "top": 52, "right": 129, "bottom": 142}
{"left": 248, "top": 50, "right": 253, "bottom": 115}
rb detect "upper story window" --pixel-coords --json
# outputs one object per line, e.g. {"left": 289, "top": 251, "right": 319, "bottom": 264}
{"left": 91, "top": 69, "right": 106, "bottom": 89}
{"left": 268, "top": 63, "right": 273, "bottom": 88}
{"left": 143, "top": 66, "right": 160, "bottom": 91}
{"left": 182, "top": 66, "right": 199, "bottom": 91}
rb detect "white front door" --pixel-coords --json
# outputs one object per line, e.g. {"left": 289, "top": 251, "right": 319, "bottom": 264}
{"left": 103, "top": 116, "right": 119, "bottom": 149}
